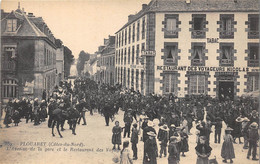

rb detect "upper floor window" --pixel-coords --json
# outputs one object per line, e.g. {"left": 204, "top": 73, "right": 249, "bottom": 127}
{"left": 219, "top": 44, "right": 234, "bottom": 66}
{"left": 142, "top": 17, "right": 145, "bottom": 39}
{"left": 125, "top": 29, "right": 127, "bottom": 45}
{"left": 136, "top": 44, "right": 140, "bottom": 64}
{"left": 122, "top": 31, "right": 124, "bottom": 46}
{"left": 128, "top": 26, "right": 131, "bottom": 44}
{"left": 132, "top": 46, "right": 135, "bottom": 64}
{"left": 248, "top": 14, "right": 259, "bottom": 39}
{"left": 124, "top": 48, "right": 127, "bottom": 65}
{"left": 219, "top": 14, "right": 235, "bottom": 39}
{"left": 137, "top": 21, "right": 140, "bottom": 41}
{"left": 128, "top": 47, "right": 131, "bottom": 64}
{"left": 191, "top": 14, "right": 206, "bottom": 38}
{"left": 164, "top": 14, "right": 179, "bottom": 38}
{"left": 165, "top": 45, "right": 177, "bottom": 64}
{"left": 132, "top": 23, "right": 135, "bottom": 43}
{"left": 191, "top": 46, "right": 204, "bottom": 66}
{"left": 7, "top": 19, "right": 17, "bottom": 32}
{"left": 248, "top": 44, "right": 259, "bottom": 67}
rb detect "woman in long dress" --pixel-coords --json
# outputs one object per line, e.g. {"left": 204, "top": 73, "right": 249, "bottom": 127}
{"left": 221, "top": 127, "right": 235, "bottom": 163}
{"left": 112, "top": 121, "right": 123, "bottom": 150}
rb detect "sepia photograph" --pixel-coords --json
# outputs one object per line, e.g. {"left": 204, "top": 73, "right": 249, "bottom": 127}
{"left": 0, "top": 0, "right": 259, "bottom": 163}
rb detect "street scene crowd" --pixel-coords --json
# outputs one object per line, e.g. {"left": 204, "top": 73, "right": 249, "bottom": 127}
{"left": 2, "top": 77, "right": 259, "bottom": 164}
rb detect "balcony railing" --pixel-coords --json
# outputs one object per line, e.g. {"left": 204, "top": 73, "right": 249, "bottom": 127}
{"left": 191, "top": 59, "right": 203, "bottom": 66}
{"left": 248, "top": 30, "right": 259, "bottom": 39}
{"left": 2, "top": 61, "right": 16, "bottom": 71}
{"left": 248, "top": 59, "right": 259, "bottom": 67}
{"left": 192, "top": 30, "right": 205, "bottom": 38}
{"left": 220, "top": 30, "right": 234, "bottom": 38}
{"left": 220, "top": 59, "right": 232, "bottom": 66}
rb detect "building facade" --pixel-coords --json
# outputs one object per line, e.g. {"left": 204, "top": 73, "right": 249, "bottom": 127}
{"left": 1, "top": 7, "right": 57, "bottom": 102}
{"left": 99, "top": 36, "right": 116, "bottom": 85}
{"left": 115, "top": 0, "right": 259, "bottom": 99}
{"left": 55, "top": 39, "right": 65, "bottom": 85}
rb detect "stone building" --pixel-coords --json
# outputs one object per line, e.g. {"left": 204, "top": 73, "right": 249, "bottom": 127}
{"left": 55, "top": 39, "right": 65, "bottom": 85}
{"left": 99, "top": 36, "right": 116, "bottom": 85}
{"left": 115, "top": 0, "right": 259, "bottom": 99}
{"left": 1, "top": 7, "right": 57, "bottom": 102}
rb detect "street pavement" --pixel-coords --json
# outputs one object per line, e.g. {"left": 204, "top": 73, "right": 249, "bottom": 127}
{"left": 0, "top": 110, "right": 259, "bottom": 164}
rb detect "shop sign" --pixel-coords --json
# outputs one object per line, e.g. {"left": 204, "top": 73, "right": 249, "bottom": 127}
{"left": 141, "top": 50, "right": 156, "bottom": 56}
{"left": 157, "top": 65, "right": 260, "bottom": 72}
{"left": 130, "top": 65, "right": 144, "bottom": 69}
{"left": 207, "top": 38, "right": 219, "bottom": 43}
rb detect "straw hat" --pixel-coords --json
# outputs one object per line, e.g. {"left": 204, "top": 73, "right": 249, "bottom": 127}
{"left": 170, "top": 124, "right": 176, "bottom": 128}
{"left": 236, "top": 117, "right": 243, "bottom": 122}
{"left": 225, "top": 127, "right": 233, "bottom": 131}
{"left": 242, "top": 117, "right": 250, "bottom": 122}
{"left": 250, "top": 122, "right": 258, "bottom": 129}
{"left": 147, "top": 131, "right": 156, "bottom": 137}
{"left": 161, "top": 125, "right": 169, "bottom": 131}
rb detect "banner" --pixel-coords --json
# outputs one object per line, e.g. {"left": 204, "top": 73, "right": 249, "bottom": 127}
{"left": 157, "top": 65, "right": 260, "bottom": 72}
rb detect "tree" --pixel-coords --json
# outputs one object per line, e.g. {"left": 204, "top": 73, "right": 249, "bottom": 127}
{"left": 76, "top": 50, "right": 90, "bottom": 75}
{"left": 64, "top": 46, "right": 74, "bottom": 77}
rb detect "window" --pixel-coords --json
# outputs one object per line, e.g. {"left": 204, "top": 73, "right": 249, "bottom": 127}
{"left": 166, "top": 18, "right": 177, "bottom": 33}
{"left": 123, "top": 68, "right": 126, "bottom": 87}
{"left": 129, "top": 26, "right": 131, "bottom": 44}
{"left": 191, "top": 14, "right": 206, "bottom": 38}
{"left": 2, "top": 47, "right": 16, "bottom": 71}
{"left": 136, "top": 45, "right": 140, "bottom": 64}
{"left": 164, "top": 15, "right": 179, "bottom": 38}
{"left": 220, "top": 15, "right": 235, "bottom": 38}
{"left": 141, "top": 71, "right": 144, "bottom": 93}
{"left": 131, "top": 69, "right": 134, "bottom": 88}
{"left": 142, "top": 17, "right": 145, "bottom": 39}
{"left": 248, "top": 44, "right": 259, "bottom": 67}
{"left": 121, "top": 49, "right": 123, "bottom": 65}
{"left": 191, "top": 46, "right": 204, "bottom": 66}
{"left": 7, "top": 19, "right": 17, "bottom": 32}
{"left": 164, "top": 74, "right": 176, "bottom": 94}
{"left": 194, "top": 18, "right": 204, "bottom": 30}
{"left": 118, "top": 50, "right": 120, "bottom": 65}
{"left": 124, "top": 48, "right": 127, "bottom": 65}
{"left": 128, "top": 68, "right": 130, "bottom": 88}
{"left": 137, "top": 21, "right": 140, "bottom": 41}
{"left": 189, "top": 75, "right": 205, "bottom": 94}
{"left": 119, "top": 33, "right": 121, "bottom": 47}
{"left": 165, "top": 45, "right": 177, "bottom": 64}
{"left": 220, "top": 46, "right": 232, "bottom": 66}
{"left": 125, "top": 29, "right": 127, "bottom": 45}
{"left": 132, "top": 23, "right": 135, "bottom": 43}
{"left": 2, "top": 79, "right": 18, "bottom": 98}
{"left": 132, "top": 46, "right": 135, "bottom": 64}
{"left": 136, "top": 70, "right": 139, "bottom": 90}
{"left": 248, "top": 75, "right": 259, "bottom": 92}
{"left": 128, "top": 47, "right": 130, "bottom": 64}
{"left": 122, "top": 31, "right": 124, "bottom": 46}
{"left": 248, "top": 14, "right": 259, "bottom": 39}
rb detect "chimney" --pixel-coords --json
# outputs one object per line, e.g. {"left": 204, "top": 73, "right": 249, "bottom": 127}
{"left": 28, "top": 12, "right": 34, "bottom": 17}
{"left": 142, "top": 4, "right": 148, "bottom": 10}
{"left": 185, "top": 0, "right": 191, "bottom": 4}
{"left": 128, "top": 14, "right": 134, "bottom": 22}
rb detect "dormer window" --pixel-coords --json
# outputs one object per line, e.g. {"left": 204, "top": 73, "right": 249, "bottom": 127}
{"left": 7, "top": 19, "right": 17, "bottom": 32}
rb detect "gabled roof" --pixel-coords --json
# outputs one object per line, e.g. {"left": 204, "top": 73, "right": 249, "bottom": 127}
{"left": 116, "top": 0, "right": 259, "bottom": 34}
{"left": 1, "top": 9, "right": 46, "bottom": 37}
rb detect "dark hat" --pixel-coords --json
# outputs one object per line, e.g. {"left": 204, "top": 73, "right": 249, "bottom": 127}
{"left": 133, "top": 123, "right": 137, "bottom": 128}
{"left": 236, "top": 117, "right": 243, "bottom": 122}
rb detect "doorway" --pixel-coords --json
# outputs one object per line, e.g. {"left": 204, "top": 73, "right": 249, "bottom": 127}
{"left": 219, "top": 81, "right": 234, "bottom": 101}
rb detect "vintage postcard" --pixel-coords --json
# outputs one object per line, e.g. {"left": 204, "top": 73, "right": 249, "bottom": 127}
{"left": 0, "top": 0, "right": 259, "bottom": 164}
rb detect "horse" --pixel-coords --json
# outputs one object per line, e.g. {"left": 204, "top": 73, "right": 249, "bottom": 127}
{"left": 51, "top": 108, "right": 69, "bottom": 138}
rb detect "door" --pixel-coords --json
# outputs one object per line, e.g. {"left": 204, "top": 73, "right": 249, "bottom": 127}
{"left": 219, "top": 81, "right": 234, "bottom": 101}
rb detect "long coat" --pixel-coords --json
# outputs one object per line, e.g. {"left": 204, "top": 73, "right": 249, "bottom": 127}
{"left": 168, "top": 142, "right": 180, "bottom": 164}
{"left": 112, "top": 126, "right": 122, "bottom": 145}
{"left": 144, "top": 138, "right": 158, "bottom": 164}
{"left": 221, "top": 134, "right": 235, "bottom": 159}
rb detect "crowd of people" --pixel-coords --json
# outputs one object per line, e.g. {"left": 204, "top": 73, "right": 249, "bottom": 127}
{"left": 1, "top": 77, "right": 259, "bottom": 164}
